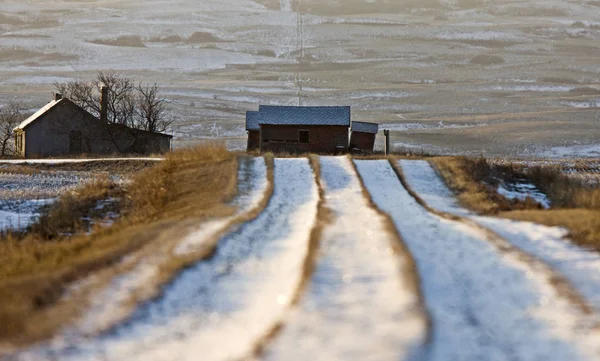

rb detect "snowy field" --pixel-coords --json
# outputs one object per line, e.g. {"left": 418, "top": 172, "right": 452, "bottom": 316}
{"left": 8, "top": 156, "right": 600, "bottom": 361}
{"left": 0, "top": 160, "right": 149, "bottom": 231}
{"left": 0, "top": 171, "right": 89, "bottom": 230}
{"left": 1, "top": 0, "right": 599, "bottom": 157}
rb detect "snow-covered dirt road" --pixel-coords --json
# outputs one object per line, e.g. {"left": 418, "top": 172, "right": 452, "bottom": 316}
{"left": 400, "top": 159, "right": 600, "bottom": 314}
{"left": 14, "top": 158, "right": 318, "bottom": 361}
{"left": 72, "top": 157, "right": 269, "bottom": 336}
{"left": 356, "top": 160, "right": 600, "bottom": 361}
{"left": 263, "top": 156, "right": 426, "bottom": 361}
{"left": 8, "top": 157, "right": 600, "bottom": 361}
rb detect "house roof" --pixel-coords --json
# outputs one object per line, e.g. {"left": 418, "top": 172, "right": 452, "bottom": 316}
{"left": 258, "top": 105, "right": 351, "bottom": 127}
{"left": 15, "top": 99, "right": 63, "bottom": 131}
{"left": 246, "top": 111, "right": 260, "bottom": 131}
{"left": 351, "top": 121, "right": 379, "bottom": 134}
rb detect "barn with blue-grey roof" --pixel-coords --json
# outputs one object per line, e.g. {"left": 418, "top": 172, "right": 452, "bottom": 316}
{"left": 246, "top": 105, "right": 352, "bottom": 153}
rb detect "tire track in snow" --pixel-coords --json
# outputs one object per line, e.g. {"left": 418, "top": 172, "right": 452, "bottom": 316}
{"left": 71, "top": 157, "right": 270, "bottom": 337}
{"left": 261, "top": 156, "right": 426, "bottom": 361}
{"left": 356, "top": 160, "right": 599, "bottom": 361}
{"left": 400, "top": 159, "right": 600, "bottom": 316}
{"left": 13, "top": 158, "right": 318, "bottom": 361}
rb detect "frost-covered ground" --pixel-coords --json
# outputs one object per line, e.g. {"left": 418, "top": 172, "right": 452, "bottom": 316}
{"left": 357, "top": 159, "right": 600, "bottom": 360}
{"left": 0, "top": 161, "right": 148, "bottom": 231}
{"left": 1, "top": 0, "right": 599, "bottom": 157}
{"left": 496, "top": 180, "right": 551, "bottom": 209}
{"left": 14, "top": 158, "right": 317, "bottom": 361}
{"left": 0, "top": 199, "right": 53, "bottom": 231}
{"left": 263, "top": 157, "right": 425, "bottom": 360}
{"left": 73, "top": 157, "right": 268, "bottom": 337}
{"left": 399, "top": 159, "right": 600, "bottom": 314}
{"left": 7, "top": 156, "right": 600, "bottom": 360}
{"left": 0, "top": 171, "right": 88, "bottom": 230}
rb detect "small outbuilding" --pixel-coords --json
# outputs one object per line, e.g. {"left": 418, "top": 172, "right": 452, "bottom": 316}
{"left": 246, "top": 111, "right": 260, "bottom": 151}
{"left": 349, "top": 121, "right": 379, "bottom": 152}
{"left": 248, "top": 105, "right": 351, "bottom": 154}
{"left": 14, "top": 94, "right": 172, "bottom": 158}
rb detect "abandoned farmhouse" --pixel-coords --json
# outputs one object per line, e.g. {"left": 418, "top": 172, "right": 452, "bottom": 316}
{"left": 14, "top": 93, "right": 172, "bottom": 158}
{"left": 246, "top": 105, "right": 378, "bottom": 153}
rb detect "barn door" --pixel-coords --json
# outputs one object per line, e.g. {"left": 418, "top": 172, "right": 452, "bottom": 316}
{"left": 69, "top": 130, "right": 83, "bottom": 154}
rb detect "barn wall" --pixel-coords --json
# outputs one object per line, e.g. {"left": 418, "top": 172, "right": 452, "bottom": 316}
{"left": 247, "top": 131, "right": 260, "bottom": 151}
{"left": 260, "top": 125, "right": 348, "bottom": 154}
{"left": 23, "top": 101, "right": 171, "bottom": 158}
{"left": 25, "top": 102, "right": 87, "bottom": 157}
{"left": 349, "top": 131, "right": 376, "bottom": 152}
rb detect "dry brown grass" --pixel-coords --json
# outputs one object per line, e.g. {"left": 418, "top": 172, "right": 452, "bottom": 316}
{"left": 0, "top": 144, "right": 238, "bottom": 346}
{"left": 432, "top": 156, "right": 600, "bottom": 251}
{"left": 31, "top": 177, "right": 123, "bottom": 239}
{"left": 525, "top": 166, "right": 600, "bottom": 210}
{"left": 430, "top": 157, "right": 543, "bottom": 214}
{"left": 501, "top": 209, "right": 600, "bottom": 252}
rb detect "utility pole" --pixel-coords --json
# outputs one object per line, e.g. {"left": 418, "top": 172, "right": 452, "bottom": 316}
{"left": 294, "top": 0, "right": 304, "bottom": 106}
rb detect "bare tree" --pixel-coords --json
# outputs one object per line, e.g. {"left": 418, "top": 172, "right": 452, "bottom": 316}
{"left": 54, "top": 71, "right": 140, "bottom": 127}
{"left": 55, "top": 71, "right": 174, "bottom": 154}
{"left": 136, "top": 83, "right": 173, "bottom": 133}
{"left": 0, "top": 102, "right": 27, "bottom": 156}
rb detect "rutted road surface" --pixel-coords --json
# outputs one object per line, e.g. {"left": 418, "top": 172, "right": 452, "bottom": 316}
{"left": 262, "top": 157, "right": 426, "bottom": 360}
{"left": 8, "top": 157, "right": 600, "bottom": 360}
{"left": 356, "top": 160, "right": 600, "bottom": 360}
{"left": 14, "top": 158, "right": 318, "bottom": 361}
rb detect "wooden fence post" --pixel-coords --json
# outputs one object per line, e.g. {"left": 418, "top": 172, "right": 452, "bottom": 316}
{"left": 384, "top": 129, "right": 391, "bottom": 156}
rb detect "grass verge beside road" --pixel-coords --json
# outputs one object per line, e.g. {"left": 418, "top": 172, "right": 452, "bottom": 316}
{"left": 431, "top": 156, "right": 600, "bottom": 251}
{"left": 0, "top": 145, "right": 238, "bottom": 347}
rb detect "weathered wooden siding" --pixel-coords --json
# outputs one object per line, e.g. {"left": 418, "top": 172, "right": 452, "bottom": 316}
{"left": 349, "top": 131, "right": 376, "bottom": 152}
{"left": 247, "top": 130, "right": 260, "bottom": 151}
{"left": 260, "top": 124, "right": 348, "bottom": 154}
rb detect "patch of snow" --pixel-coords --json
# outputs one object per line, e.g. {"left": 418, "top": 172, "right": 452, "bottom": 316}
{"left": 0, "top": 158, "right": 163, "bottom": 164}
{"left": 0, "top": 199, "right": 53, "bottom": 231}
{"left": 17, "top": 157, "right": 317, "bottom": 361}
{"left": 399, "top": 159, "right": 600, "bottom": 320}
{"left": 381, "top": 122, "right": 486, "bottom": 131}
{"left": 357, "top": 159, "right": 600, "bottom": 360}
{"left": 435, "top": 30, "right": 522, "bottom": 41}
{"left": 488, "top": 85, "right": 577, "bottom": 92}
{"left": 496, "top": 182, "right": 551, "bottom": 208}
{"left": 264, "top": 156, "right": 426, "bottom": 360}
{"left": 541, "top": 144, "right": 600, "bottom": 159}
{"left": 1, "top": 75, "right": 74, "bottom": 85}
{"left": 560, "top": 99, "right": 599, "bottom": 108}
{"left": 173, "top": 122, "right": 246, "bottom": 140}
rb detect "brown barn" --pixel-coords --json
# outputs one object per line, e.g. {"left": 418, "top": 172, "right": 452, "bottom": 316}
{"left": 246, "top": 111, "right": 260, "bottom": 151}
{"left": 255, "top": 105, "right": 351, "bottom": 154}
{"left": 14, "top": 94, "right": 172, "bottom": 158}
{"left": 350, "top": 121, "right": 379, "bottom": 152}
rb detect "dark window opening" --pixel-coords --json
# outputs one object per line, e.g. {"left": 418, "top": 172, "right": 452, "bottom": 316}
{"left": 299, "top": 130, "right": 309, "bottom": 144}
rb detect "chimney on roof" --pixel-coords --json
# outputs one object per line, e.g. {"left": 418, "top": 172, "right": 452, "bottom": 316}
{"left": 100, "top": 84, "right": 108, "bottom": 123}
{"left": 54, "top": 93, "right": 62, "bottom": 101}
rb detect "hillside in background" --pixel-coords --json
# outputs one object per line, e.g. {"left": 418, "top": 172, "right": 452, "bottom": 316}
{"left": 1, "top": 0, "right": 599, "bottom": 157}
